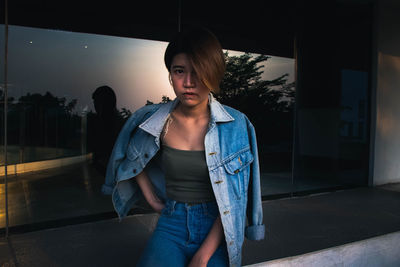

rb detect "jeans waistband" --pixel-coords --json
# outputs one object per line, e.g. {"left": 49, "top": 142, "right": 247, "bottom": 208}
{"left": 165, "top": 199, "right": 217, "bottom": 212}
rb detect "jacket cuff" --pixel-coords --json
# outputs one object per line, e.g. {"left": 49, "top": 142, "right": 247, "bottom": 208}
{"left": 245, "top": 224, "right": 265, "bottom": 240}
{"left": 102, "top": 184, "right": 114, "bottom": 195}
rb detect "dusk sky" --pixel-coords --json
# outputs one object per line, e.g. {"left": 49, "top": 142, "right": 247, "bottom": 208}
{"left": 0, "top": 25, "right": 294, "bottom": 114}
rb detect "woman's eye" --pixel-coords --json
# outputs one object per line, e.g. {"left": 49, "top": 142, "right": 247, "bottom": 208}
{"left": 174, "top": 69, "right": 184, "bottom": 74}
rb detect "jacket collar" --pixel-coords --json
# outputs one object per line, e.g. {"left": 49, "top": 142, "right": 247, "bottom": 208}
{"left": 208, "top": 93, "right": 235, "bottom": 123}
{"left": 139, "top": 93, "right": 234, "bottom": 137}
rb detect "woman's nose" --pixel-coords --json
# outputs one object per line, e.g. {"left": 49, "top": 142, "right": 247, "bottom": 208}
{"left": 183, "top": 73, "right": 195, "bottom": 87}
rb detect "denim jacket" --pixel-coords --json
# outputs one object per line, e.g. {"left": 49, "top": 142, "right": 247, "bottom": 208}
{"left": 102, "top": 94, "right": 265, "bottom": 267}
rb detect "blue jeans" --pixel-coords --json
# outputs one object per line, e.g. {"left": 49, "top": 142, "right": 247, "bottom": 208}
{"left": 137, "top": 200, "right": 229, "bottom": 267}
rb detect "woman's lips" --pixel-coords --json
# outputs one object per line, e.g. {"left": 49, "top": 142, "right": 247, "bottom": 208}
{"left": 183, "top": 92, "right": 197, "bottom": 97}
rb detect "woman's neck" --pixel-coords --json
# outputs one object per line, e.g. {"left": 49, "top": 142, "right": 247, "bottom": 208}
{"left": 175, "top": 102, "right": 209, "bottom": 120}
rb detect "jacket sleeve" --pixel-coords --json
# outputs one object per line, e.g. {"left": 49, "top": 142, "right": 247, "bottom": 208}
{"left": 244, "top": 116, "right": 265, "bottom": 240}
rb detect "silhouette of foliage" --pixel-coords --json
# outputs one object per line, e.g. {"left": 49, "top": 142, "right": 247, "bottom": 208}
{"left": 17, "top": 92, "right": 77, "bottom": 115}
{"left": 217, "top": 52, "right": 294, "bottom": 113}
{"left": 146, "top": 95, "right": 172, "bottom": 106}
{"left": 217, "top": 52, "right": 295, "bottom": 159}
{"left": 161, "top": 95, "right": 172, "bottom": 103}
{"left": 0, "top": 89, "right": 15, "bottom": 103}
{"left": 2, "top": 91, "right": 81, "bottom": 150}
{"left": 118, "top": 107, "right": 132, "bottom": 119}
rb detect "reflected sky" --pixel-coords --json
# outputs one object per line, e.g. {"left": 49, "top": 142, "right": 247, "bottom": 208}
{"left": 0, "top": 25, "right": 294, "bottom": 113}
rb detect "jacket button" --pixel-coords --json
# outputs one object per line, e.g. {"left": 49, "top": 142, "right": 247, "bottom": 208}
{"left": 133, "top": 169, "right": 137, "bottom": 174}
{"left": 144, "top": 153, "right": 149, "bottom": 158}
{"left": 208, "top": 152, "right": 217, "bottom": 155}
{"left": 229, "top": 241, "right": 234, "bottom": 246}
{"left": 214, "top": 180, "right": 223, "bottom": 184}
{"left": 223, "top": 210, "right": 230, "bottom": 215}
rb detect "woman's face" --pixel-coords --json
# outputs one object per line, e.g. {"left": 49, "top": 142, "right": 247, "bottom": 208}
{"left": 170, "top": 53, "right": 210, "bottom": 109}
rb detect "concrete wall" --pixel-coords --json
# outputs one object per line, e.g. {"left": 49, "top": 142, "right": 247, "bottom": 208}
{"left": 246, "top": 231, "right": 400, "bottom": 267}
{"left": 373, "top": 0, "right": 400, "bottom": 185}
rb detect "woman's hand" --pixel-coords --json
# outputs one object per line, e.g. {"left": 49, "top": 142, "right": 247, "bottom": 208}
{"left": 188, "top": 216, "right": 224, "bottom": 267}
{"left": 187, "top": 253, "right": 208, "bottom": 267}
{"left": 149, "top": 198, "right": 165, "bottom": 213}
{"left": 135, "top": 171, "right": 165, "bottom": 213}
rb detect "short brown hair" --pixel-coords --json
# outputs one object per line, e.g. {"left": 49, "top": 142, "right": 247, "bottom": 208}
{"left": 164, "top": 27, "right": 226, "bottom": 94}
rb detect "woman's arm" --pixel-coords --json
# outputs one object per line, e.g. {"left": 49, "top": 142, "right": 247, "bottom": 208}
{"left": 136, "top": 171, "right": 165, "bottom": 213}
{"left": 188, "top": 216, "right": 224, "bottom": 267}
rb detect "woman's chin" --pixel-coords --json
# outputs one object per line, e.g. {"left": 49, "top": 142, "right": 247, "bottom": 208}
{"left": 178, "top": 97, "right": 199, "bottom": 106}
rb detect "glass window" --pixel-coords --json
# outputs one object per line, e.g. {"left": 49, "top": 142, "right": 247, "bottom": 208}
{"left": 0, "top": 25, "right": 174, "bottom": 229}
{"left": 217, "top": 51, "right": 295, "bottom": 197}
{"left": 292, "top": 2, "right": 371, "bottom": 193}
{"left": 0, "top": 25, "right": 296, "bottom": 229}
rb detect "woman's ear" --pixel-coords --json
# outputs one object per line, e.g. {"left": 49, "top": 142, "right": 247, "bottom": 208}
{"left": 168, "top": 73, "right": 172, "bottom": 86}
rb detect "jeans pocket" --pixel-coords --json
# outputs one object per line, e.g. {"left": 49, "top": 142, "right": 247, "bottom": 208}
{"left": 161, "top": 200, "right": 174, "bottom": 217}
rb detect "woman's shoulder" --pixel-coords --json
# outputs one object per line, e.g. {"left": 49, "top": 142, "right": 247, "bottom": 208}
{"left": 135, "top": 101, "right": 172, "bottom": 117}
{"left": 220, "top": 104, "right": 248, "bottom": 121}
{"left": 124, "top": 103, "right": 164, "bottom": 125}
{"left": 135, "top": 103, "right": 163, "bottom": 115}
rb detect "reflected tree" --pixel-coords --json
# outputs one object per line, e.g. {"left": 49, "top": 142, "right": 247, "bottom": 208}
{"left": 161, "top": 95, "right": 172, "bottom": 103}
{"left": 145, "top": 95, "right": 172, "bottom": 106}
{"left": 0, "top": 90, "right": 82, "bottom": 163}
{"left": 14, "top": 92, "right": 79, "bottom": 149}
{"left": 119, "top": 107, "right": 132, "bottom": 119}
{"left": 217, "top": 52, "right": 295, "bottom": 172}
{"left": 218, "top": 52, "right": 294, "bottom": 115}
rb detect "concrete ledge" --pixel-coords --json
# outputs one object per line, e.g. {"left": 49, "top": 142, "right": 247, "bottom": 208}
{"left": 0, "top": 153, "right": 92, "bottom": 176}
{"left": 246, "top": 231, "right": 400, "bottom": 267}
{"left": 0, "top": 186, "right": 399, "bottom": 266}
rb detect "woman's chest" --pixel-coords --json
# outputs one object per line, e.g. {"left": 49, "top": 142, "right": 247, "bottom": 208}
{"left": 162, "top": 116, "right": 209, "bottom": 150}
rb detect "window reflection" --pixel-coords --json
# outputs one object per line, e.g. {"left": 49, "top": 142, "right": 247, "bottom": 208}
{"left": 0, "top": 25, "right": 295, "bottom": 229}
{"left": 217, "top": 52, "right": 295, "bottom": 196}
{"left": 339, "top": 69, "right": 369, "bottom": 182}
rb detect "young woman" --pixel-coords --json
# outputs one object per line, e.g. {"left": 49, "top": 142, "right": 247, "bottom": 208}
{"left": 102, "top": 28, "right": 265, "bottom": 267}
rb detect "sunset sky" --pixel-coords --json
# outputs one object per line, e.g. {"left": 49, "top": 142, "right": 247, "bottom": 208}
{"left": 0, "top": 25, "right": 295, "bottom": 113}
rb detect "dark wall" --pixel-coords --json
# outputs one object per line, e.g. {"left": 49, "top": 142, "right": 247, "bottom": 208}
{"left": 2, "top": 0, "right": 297, "bottom": 58}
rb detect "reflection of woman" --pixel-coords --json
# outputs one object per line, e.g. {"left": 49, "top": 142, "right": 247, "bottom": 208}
{"left": 102, "top": 28, "right": 264, "bottom": 267}
{"left": 90, "top": 85, "right": 122, "bottom": 176}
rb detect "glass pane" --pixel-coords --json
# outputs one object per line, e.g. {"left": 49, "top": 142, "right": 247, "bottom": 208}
{"left": 0, "top": 24, "right": 173, "bottom": 229}
{"left": 293, "top": 2, "right": 371, "bottom": 193}
{"left": 218, "top": 51, "right": 295, "bottom": 197}
{"left": 0, "top": 24, "right": 296, "bottom": 230}
{"left": 0, "top": 23, "right": 5, "bottom": 229}
{"left": 339, "top": 69, "right": 369, "bottom": 183}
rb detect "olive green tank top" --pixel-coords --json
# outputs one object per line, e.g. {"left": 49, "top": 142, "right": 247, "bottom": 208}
{"left": 161, "top": 144, "right": 215, "bottom": 203}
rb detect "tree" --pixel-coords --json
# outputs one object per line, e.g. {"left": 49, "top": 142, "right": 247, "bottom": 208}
{"left": 119, "top": 107, "right": 132, "bottom": 119}
{"left": 161, "top": 95, "right": 172, "bottom": 103}
{"left": 217, "top": 52, "right": 294, "bottom": 114}
{"left": 217, "top": 52, "right": 295, "bottom": 147}
{"left": 146, "top": 95, "right": 172, "bottom": 106}
{"left": 0, "top": 89, "right": 15, "bottom": 103}
{"left": 5, "top": 91, "right": 80, "bottom": 149}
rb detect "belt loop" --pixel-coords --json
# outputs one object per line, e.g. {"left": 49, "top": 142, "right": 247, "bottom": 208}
{"left": 170, "top": 200, "right": 177, "bottom": 212}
